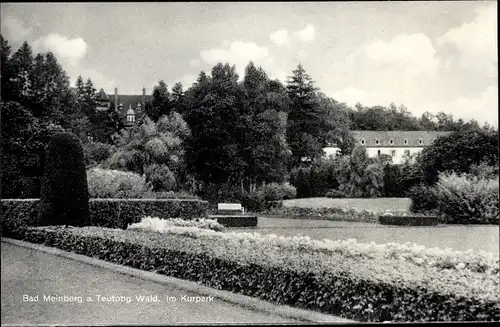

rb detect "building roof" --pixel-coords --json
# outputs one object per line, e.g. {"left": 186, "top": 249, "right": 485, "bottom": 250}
{"left": 351, "top": 130, "right": 453, "bottom": 147}
{"left": 110, "top": 94, "right": 151, "bottom": 119}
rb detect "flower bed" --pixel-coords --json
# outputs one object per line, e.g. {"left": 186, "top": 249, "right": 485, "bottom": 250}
{"left": 256, "top": 206, "right": 378, "bottom": 223}
{"left": 5, "top": 221, "right": 499, "bottom": 322}
{"left": 1, "top": 198, "right": 209, "bottom": 230}
{"left": 128, "top": 216, "right": 225, "bottom": 232}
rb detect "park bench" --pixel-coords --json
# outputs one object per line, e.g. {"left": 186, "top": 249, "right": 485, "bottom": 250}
{"left": 209, "top": 203, "right": 257, "bottom": 227}
{"left": 217, "top": 203, "right": 245, "bottom": 215}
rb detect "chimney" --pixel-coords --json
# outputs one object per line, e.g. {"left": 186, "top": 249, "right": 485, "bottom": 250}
{"left": 142, "top": 87, "right": 146, "bottom": 107}
{"left": 114, "top": 87, "right": 118, "bottom": 112}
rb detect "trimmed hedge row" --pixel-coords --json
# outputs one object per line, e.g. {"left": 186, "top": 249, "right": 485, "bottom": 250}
{"left": 208, "top": 215, "right": 258, "bottom": 228}
{"left": 1, "top": 198, "right": 209, "bottom": 230}
{"left": 379, "top": 215, "right": 439, "bottom": 226}
{"left": 256, "top": 206, "right": 378, "bottom": 223}
{"left": 7, "top": 225, "right": 499, "bottom": 322}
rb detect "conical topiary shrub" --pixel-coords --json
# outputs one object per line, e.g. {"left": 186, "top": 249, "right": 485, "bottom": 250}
{"left": 38, "top": 132, "right": 90, "bottom": 227}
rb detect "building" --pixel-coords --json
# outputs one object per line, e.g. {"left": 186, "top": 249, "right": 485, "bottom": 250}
{"left": 95, "top": 87, "right": 151, "bottom": 127}
{"left": 323, "top": 130, "right": 452, "bottom": 164}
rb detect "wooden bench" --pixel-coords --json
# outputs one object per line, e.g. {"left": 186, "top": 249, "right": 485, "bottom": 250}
{"left": 217, "top": 203, "right": 245, "bottom": 214}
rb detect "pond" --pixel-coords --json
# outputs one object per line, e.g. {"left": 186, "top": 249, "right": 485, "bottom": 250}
{"left": 231, "top": 217, "right": 499, "bottom": 254}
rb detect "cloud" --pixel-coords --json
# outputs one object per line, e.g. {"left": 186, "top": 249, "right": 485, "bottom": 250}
{"left": 269, "top": 29, "right": 289, "bottom": 47}
{"left": 189, "top": 59, "right": 201, "bottom": 67}
{"left": 332, "top": 87, "right": 391, "bottom": 108}
{"left": 200, "top": 41, "right": 287, "bottom": 81}
{"left": 1, "top": 16, "right": 32, "bottom": 42}
{"left": 352, "top": 33, "right": 440, "bottom": 77}
{"left": 437, "top": 4, "right": 497, "bottom": 77}
{"left": 32, "top": 33, "right": 88, "bottom": 66}
{"left": 294, "top": 24, "right": 315, "bottom": 43}
{"left": 425, "top": 85, "right": 498, "bottom": 126}
{"left": 68, "top": 68, "right": 116, "bottom": 92}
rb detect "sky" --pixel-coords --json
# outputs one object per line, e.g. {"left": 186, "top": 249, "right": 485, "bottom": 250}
{"left": 1, "top": 2, "right": 498, "bottom": 126}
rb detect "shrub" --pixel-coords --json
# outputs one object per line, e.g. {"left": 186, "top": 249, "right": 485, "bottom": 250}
{"left": 409, "top": 185, "right": 439, "bottom": 214}
{"left": 83, "top": 142, "right": 114, "bottom": 167}
{"left": 290, "top": 167, "right": 313, "bottom": 198}
{"left": 470, "top": 162, "right": 499, "bottom": 180}
{"left": 263, "top": 183, "right": 286, "bottom": 202}
{"left": 240, "top": 190, "right": 266, "bottom": 212}
{"left": 325, "top": 189, "right": 348, "bottom": 198}
{"left": 433, "top": 172, "right": 499, "bottom": 224}
{"left": 12, "top": 226, "right": 500, "bottom": 322}
{"left": 144, "top": 164, "right": 177, "bottom": 192}
{"left": 282, "top": 183, "right": 297, "bottom": 200}
{"left": 38, "top": 132, "right": 90, "bottom": 227}
{"left": 87, "top": 168, "right": 150, "bottom": 198}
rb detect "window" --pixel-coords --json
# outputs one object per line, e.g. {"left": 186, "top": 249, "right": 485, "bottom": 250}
{"left": 375, "top": 139, "right": 380, "bottom": 145}
{"left": 391, "top": 150, "right": 396, "bottom": 157}
{"left": 360, "top": 139, "right": 365, "bottom": 145}
{"left": 377, "top": 150, "right": 381, "bottom": 155}
{"left": 127, "top": 115, "right": 135, "bottom": 122}
{"left": 404, "top": 150, "right": 410, "bottom": 156}
{"left": 389, "top": 139, "right": 394, "bottom": 145}
{"left": 418, "top": 138, "right": 423, "bottom": 145}
{"left": 404, "top": 139, "right": 409, "bottom": 145}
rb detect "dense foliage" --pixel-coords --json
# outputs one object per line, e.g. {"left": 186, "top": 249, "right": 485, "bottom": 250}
{"left": 1, "top": 34, "right": 498, "bottom": 203}
{"left": 38, "top": 132, "right": 90, "bottom": 227}
{"left": 3, "top": 223, "right": 498, "bottom": 322}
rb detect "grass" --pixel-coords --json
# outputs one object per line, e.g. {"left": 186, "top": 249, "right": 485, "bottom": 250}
{"left": 283, "top": 197, "right": 411, "bottom": 213}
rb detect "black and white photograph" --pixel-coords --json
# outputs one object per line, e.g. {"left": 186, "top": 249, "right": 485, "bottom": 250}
{"left": 1, "top": 1, "right": 498, "bottom": 325}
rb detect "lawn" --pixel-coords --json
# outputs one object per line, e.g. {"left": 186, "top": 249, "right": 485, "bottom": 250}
{"left": 232, "top": 217, "right": 499, "bottom": 254}
{"left": 283, "top": 197, "right": 411, "bottom": 213}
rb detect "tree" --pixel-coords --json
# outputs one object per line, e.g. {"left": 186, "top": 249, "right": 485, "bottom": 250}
{"left": 1, "top": 101, "right": 66, "bottom": 198}
{"left": 286, "top": 64, "right": 326, "bottom": 166}
{"left": 146, "top": 80, "right": 173, "bottom": 122}
{"left": 241, "top": 62, "right": 291, "bottom": 190}
{"left": 184, "top": 64, "right": 247, "bottom": 187}
{"left": 8, "top": 41, "right": 35, "bottom": 106}
{"left": 171, "top": 82, "right": 184, "bottom": 113}
{"left": 1, "top": 34, "right": 14, "bottom": 101}
{"left": 418, "top": 129, "right": 499, "bottom": 185}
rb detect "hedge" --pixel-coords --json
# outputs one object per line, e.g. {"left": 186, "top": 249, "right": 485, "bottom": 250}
{"left": 6, "top": 225, "right": 499, "bottom": 322}
{"left": 256, "top": 206, "right": 378, "bottom": 223}
{"left": 379, "top": 215, "right": 439, "bottom": 226}
{"left": 1, "top": 198, "right": 209, "bottom": 230}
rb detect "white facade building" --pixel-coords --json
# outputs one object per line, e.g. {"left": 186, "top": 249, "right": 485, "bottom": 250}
{"left": 323, "top": 130, "right": 452, "bottom": 164}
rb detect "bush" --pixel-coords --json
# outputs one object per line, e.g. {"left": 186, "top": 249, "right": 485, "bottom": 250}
{"left": 2, "top": 198, "right": 209, "bottom": 230}
{"left": 433, "top": 172, "right": 499, "bottom": 224}
{"left": 470, "top": 162, "right": 499, "bottom": 180}
{"left": 38, "top": 132, "right": 90, "bottom": 227}
{"left": 409, "top": 185, "right": 439, "bottom": 214}
{"left": 83, "top": 142, "right": 114, "bottom": 167}
{"left": 11, "top": 225, "right": 500, "bottom": 322}
{"left": 142, "top": 190, "right": 200, "bottom": 200}
{"left": 87, "top": 168, "right": 151, "bottom": 198}
{"left": 282, "top": 183, "right": 297, "bottom": 200}
{"left": 325, "top": 189, "right": 348, "bottom": 198}
{"left": 240, "top": 190, "right": 266, "bottom": 212}
{"left": 263, "top": 183, "right": 285, "bottom": 202}
{"left": 144, "top": 164, "right": 177, "bottom": 192}
{"left": 290, "top": 167, "right": 313, "bottom": 198}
